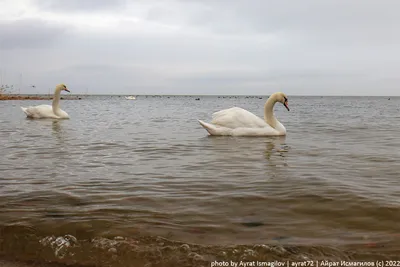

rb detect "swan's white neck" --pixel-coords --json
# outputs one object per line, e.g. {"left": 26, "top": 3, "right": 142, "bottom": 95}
{"left": 264, "top": 95, "right": 278, "bottom": 128}
{"left": 52, "top": 88, "right": 62, "bottom": 115}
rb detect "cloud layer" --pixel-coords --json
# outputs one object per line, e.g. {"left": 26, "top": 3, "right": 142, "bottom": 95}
{"left": 1, "top": 0, "right": 400, "bottom": 95}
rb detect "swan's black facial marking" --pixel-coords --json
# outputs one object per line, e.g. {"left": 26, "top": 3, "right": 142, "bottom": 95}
{"left": 283, "top": 96, "right": 289, "bottom": 111}
{"left": 62, "top": 84, "right": 70, "bottom": 92}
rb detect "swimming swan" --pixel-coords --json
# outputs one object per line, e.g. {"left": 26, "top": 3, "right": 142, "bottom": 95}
{"left": 198, "top": 92, "right": 289, "bottom": 136}
{"left": 21, "top": 84, "right": 70, "bottom": 119}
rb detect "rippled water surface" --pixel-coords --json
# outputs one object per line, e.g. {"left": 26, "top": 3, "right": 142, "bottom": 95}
{"left": 1, "top": 95, "right": 400, "bottom": 265}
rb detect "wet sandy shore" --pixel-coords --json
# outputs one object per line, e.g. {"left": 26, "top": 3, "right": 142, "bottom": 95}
{"left": 2, "top": 234, "right": 400, "bottom": 267}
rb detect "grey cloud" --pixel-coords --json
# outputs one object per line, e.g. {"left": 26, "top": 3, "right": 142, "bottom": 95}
{"left": 0, "top": 19, "right": 67, "bottom": 49}
{"left": 35, "top": 63, "right": 169, "bottom": 94}
{"left": 32, "top": 0, "right": 126, "bottom": 12}
{"left": 2, "top": 0, "right": 400, "bottom": 95}
{"left": 152, "top": 0, "right": 400, "bottom": 45}
{"left": 168, "top": 68, "right": 374, "bottom": 95}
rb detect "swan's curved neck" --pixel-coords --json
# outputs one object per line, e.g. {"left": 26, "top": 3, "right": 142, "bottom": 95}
{"left": 52, "top": 88, "right": 62, "bottom": 114}
{"left": 264, "top": 95, "right": 278, "bottom": 128}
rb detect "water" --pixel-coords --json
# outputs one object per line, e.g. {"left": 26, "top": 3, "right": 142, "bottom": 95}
{"left": 0, "top": 95, "right": 400, "bottom": 266}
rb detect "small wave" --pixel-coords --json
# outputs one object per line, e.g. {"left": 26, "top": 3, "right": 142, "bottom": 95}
{"left": 1, "top": 225, "right": 399, "bottom": 267}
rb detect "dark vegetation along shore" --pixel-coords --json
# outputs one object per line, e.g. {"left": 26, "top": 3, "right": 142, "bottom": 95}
{"left": 0, "top": 94, "right": 82, "bottom": 100}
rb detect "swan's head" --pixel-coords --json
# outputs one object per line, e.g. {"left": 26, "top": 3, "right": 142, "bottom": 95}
{"left": 56, "top": 83, "right": 70, "bottom": 93}
{"left": 274, "top": 92, "right": 289, "bottom": 111}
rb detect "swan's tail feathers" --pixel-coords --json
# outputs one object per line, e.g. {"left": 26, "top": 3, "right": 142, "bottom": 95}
{"left": 21, "top": 107, "right": 28, "bottom": 115}
{"left": 21, "top": 106, "right": 34, "bottom": 118}
{"left": 198, "top": 120, "right": 220, "bottom": 135}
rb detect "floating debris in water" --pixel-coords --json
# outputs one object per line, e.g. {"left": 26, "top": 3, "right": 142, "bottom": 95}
{"left": 272, "top": 236, "right": 290, "bottom": 241}
{"left": 241, "top": 222, "right": 264, "bottom": 227}
{"left": 277, "top": 149, "right": 289, "bottom": 152}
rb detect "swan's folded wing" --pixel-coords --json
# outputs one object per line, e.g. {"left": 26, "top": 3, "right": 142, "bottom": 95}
{"left": 21, "top": 106, "right": 38, "bottom": 117}
{"left": 21, "top": 105, "right": 54, "bottom": 118}
{"left": 211, "top": 107, "right": 268, "bottom": 129}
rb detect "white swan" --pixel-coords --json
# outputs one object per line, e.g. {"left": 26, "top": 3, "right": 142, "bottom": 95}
{"left": 21, "top": 84, "right": 70, "bottom": 119}
{"left": 198, "top": 92, "right": 290, "bottom": 136}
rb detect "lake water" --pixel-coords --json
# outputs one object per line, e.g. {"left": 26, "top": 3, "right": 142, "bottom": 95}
{"left": 0, "top": 95, "right": 400, "bottom": 266}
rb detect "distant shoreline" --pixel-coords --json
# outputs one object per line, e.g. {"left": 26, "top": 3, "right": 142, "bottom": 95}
{"left": 0, "top": 95, "right": 82, "bottom": 101}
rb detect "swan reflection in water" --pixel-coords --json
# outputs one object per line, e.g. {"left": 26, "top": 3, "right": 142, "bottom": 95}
{"left": 264, "top": 136, "right": 289, "bottom": 160}
{"left": 25, "top": 119, "right": 67, "bottom": 142}
{"left": 205, "top": 135, "right": 289, "bottom": 169}
{"left": 52, "top": 120, "right": 64, "bottom": 140}
{"left": 263, "top": 136, "right": 290, "bottom": 172}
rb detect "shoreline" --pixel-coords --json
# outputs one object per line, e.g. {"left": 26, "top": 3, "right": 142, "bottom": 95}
{"left": 0, "top": 95, "right": 82, "bottom": 101}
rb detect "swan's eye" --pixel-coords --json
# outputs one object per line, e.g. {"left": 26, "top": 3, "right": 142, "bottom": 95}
{"left": 284, "top": 97, "right": 288, "bottom": 102}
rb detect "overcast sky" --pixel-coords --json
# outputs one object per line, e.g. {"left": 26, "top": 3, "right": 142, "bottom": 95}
{"left": 0, "top": 0, "right": 399, "bottom": 95}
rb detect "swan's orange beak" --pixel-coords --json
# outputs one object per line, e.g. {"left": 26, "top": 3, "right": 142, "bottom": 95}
{"left": 64, "top": 88, "right": 70, "bottom": 93}
{"left": 284, "top": 101, "right": 289, "bottom": 111}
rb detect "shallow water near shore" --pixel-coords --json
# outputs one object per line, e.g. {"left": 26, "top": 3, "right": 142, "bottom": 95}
{"left": 1, "top": 95, "right": 400, "bottom": 266}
